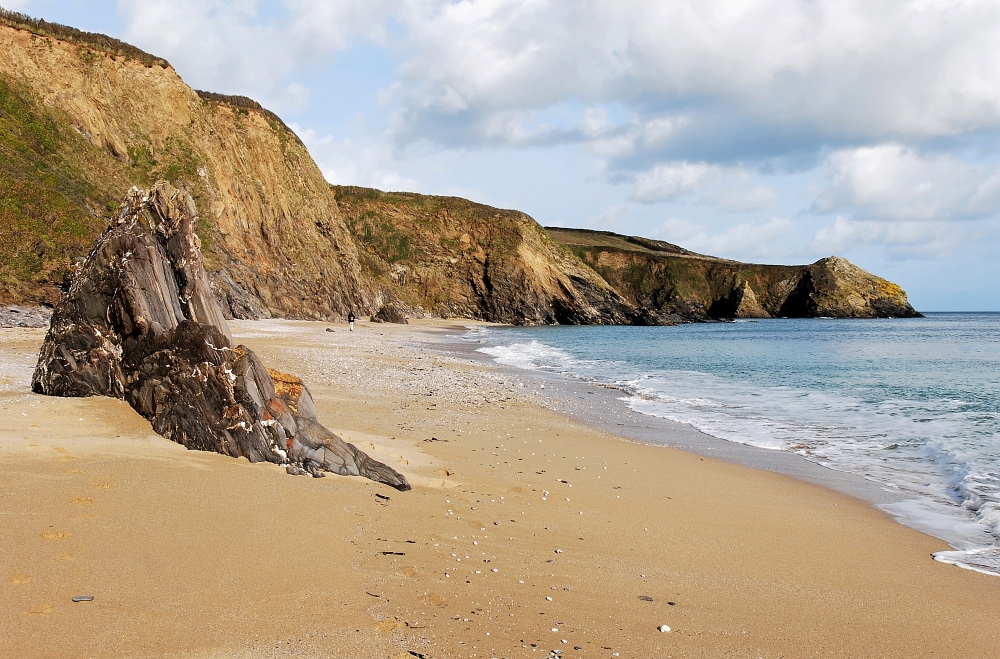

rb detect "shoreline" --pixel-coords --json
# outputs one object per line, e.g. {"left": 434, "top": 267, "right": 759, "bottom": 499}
{"left": 434, "top": 324, "right": 913, "bottom": 506}
{"left": 2, "top": 319, "right": 999, "bottom": 657}
{"left": 441, "top": 321, "right": 1000, "bottom": 576}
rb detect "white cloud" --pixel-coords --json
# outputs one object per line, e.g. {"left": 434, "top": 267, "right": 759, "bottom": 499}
{"left": 631, "top": 162, "right": 720, "bottom": 203}
{"left": 811, "top": 216, "right": 979, "bottom": 259}
{"left": 653, "top": 216, "right": 795, "bottom": 261}
{"left": 816, "top": 144, "right": 1000, "bottom": 221}
{"left": 584, "top": 203, "right": 631, "bottom": 230}
{"left": 113, "top": 2, "right": 1000, "bottom": 170}
{"left": 706, "top": 185, "right": 777, "bottom": 213}
{"left": 294, "top": 124, "right": 416, "bottom": 192}
{"left": 388, "top": 0, "right": 1000, "bottom": 159}
{"left": 117, "top": 0, "right": 397, "bottom": 113}
{"left": 629, "top": 163, "right": 779, "bottom": 212}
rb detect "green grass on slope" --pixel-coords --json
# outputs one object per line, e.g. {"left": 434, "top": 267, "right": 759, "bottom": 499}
{"left": 0, "top": 70, "right": 218, "bottom": 303}
{"left": 0, "top": 76, "right": 117, "bottom": 301}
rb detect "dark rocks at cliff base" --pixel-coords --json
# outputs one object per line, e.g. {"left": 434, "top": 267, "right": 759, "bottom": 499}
{"left": 31, "top": 181, "right": 410, "bottom": 491}
{"left": 371, "top": 302, "right": 409, "bottom": 324}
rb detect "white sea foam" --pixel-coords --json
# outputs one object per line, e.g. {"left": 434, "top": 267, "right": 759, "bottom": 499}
{"left": 471, "top": 318, "right": 1000, "bottom": 576}
{"left": 477, "top": 340, "right": 579, "bottom": 371}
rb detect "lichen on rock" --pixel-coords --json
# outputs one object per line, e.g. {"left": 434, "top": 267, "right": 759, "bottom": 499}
{"left": 32, "top": 181, "right": 410, "bottom": 490}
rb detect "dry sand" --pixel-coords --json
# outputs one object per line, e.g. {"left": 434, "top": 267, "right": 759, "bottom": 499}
{"left": 1, "top": 319, "right": 999, "bottom": 658}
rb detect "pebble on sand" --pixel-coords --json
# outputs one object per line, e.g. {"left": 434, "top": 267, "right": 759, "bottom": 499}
{"left": 659, "top": 624, "right": 671, "bottom": 633}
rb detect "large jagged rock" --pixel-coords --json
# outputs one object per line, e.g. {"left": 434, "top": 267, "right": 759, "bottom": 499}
{"left": 31, "top": 182, "right": 410, "bottom": 490}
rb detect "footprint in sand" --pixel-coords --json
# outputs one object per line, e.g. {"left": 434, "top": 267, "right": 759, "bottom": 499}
{"left": 400, "top": 566, "right": 419, "bottom": 577}
{"left": 52, "top": 447, "right": 77, "bottom": 462}
{"left": 28, "top": 603, "right": 55, "bottom": 615}
{"left": 71, "top": 496, "right": 95, "bottom": 505}
{"left": 40, "top": 530, "right": 70, "bottom": 541}
{"left": 418, "top": 594, "right": 448, "bottom": 608}
{"left": 60, "top": 468, "right": 82, "bottom": 474}
{"left": 373, "top": 617, "right": 400, "bottom": 633}
{"left": 93, "top": 482, "right": 116, "bottom": 490}
{"left": 9, "top": 573, "right": 33, "bottom": 585}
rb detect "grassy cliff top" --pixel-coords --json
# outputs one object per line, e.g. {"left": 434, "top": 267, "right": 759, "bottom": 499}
{"left": 0, "top": 8, "right": 169, "bottom": 68}
{"left": 545, "top": 226, "right": 729, "bottom": 262}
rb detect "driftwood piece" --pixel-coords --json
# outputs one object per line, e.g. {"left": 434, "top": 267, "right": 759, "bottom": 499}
{"left": 32, "top": 181, "right": 410, "bottom": 491}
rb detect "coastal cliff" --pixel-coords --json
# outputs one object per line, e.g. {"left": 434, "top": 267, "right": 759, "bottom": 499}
{"left": 333, "top": 186, "right": 636, "bottom": 324}
{"left": 547, "top": 228, "right": 921, "bottom": 320}
{"left": 0, "top": 14, "right": 377, "bottom": 319}
{"left": 0, "top": 11, "right": 920, "bottom": 324}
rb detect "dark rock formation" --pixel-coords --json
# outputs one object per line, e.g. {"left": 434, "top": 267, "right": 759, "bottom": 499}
{"left": 31, "top": 182, "right": 409, "bottom": 490}
{"left": 548, "top": 228, "right": 922, "bottom": 320}
{"left": 371, "top": 302, "right": 409, "bottom": 324}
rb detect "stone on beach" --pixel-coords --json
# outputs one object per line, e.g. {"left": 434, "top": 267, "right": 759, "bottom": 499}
{"left": 31, "top": 182, "right": 409, "bottom": 490}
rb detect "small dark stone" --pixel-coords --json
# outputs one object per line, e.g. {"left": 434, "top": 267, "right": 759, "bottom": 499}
{"left": 638, "top": 595, "right": 653, "bottom": 602}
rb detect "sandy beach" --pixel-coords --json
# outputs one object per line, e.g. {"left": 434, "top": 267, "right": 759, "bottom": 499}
{"left": 2, "top": 319, "right": 999, "bottom": 658}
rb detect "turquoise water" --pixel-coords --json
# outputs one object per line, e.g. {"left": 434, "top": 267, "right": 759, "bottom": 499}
{"left": 470, "top": 313, "right": 1000, "bottom": 575}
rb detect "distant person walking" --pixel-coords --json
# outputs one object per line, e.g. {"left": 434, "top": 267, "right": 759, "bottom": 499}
{"left": 348, "top": 312, "right": 355, "bottom": 331}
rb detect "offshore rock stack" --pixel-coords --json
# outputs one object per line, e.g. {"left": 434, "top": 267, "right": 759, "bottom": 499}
{"left": 31, "top": 181, "right": 409, "bottom": 490}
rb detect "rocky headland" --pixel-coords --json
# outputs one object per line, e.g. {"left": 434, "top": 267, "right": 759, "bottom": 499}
{"left": 546, "top": 228, "right": 921, "bottom": 320}
{"left": 0, "top": 10, "right": 919, "bottom": 324}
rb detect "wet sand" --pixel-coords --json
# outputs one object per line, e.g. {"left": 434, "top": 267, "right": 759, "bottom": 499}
{"left": 1, "top": 319, "right": 999, "bottom": 658}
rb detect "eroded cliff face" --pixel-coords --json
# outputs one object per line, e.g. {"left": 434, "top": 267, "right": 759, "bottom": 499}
{"left": 334, "top": 187, "right": 637, "bottom": 325}
{"left": 548, "top": 228, "right": 921, "bottom": 320}
{"left": 0, "top": 21, "right": 379, "bottom": 319}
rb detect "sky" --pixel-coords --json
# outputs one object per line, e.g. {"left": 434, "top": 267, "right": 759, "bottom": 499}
{"left": 7, "top": 1, "right": 1000, "bottom": 311}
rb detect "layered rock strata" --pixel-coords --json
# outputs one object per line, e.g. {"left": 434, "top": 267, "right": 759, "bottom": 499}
{"left": 32, "top": 182, "right": 410, "bottom": 490}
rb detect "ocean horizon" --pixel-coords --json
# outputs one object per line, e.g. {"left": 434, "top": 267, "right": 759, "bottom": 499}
{"left": 466, "top": 312, "right": 1000, "bottom": 576}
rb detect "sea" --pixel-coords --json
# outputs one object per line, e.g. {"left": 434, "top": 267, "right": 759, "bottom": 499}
{"left": 465, "top": 312, "right": 1000, "bottom": 576}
